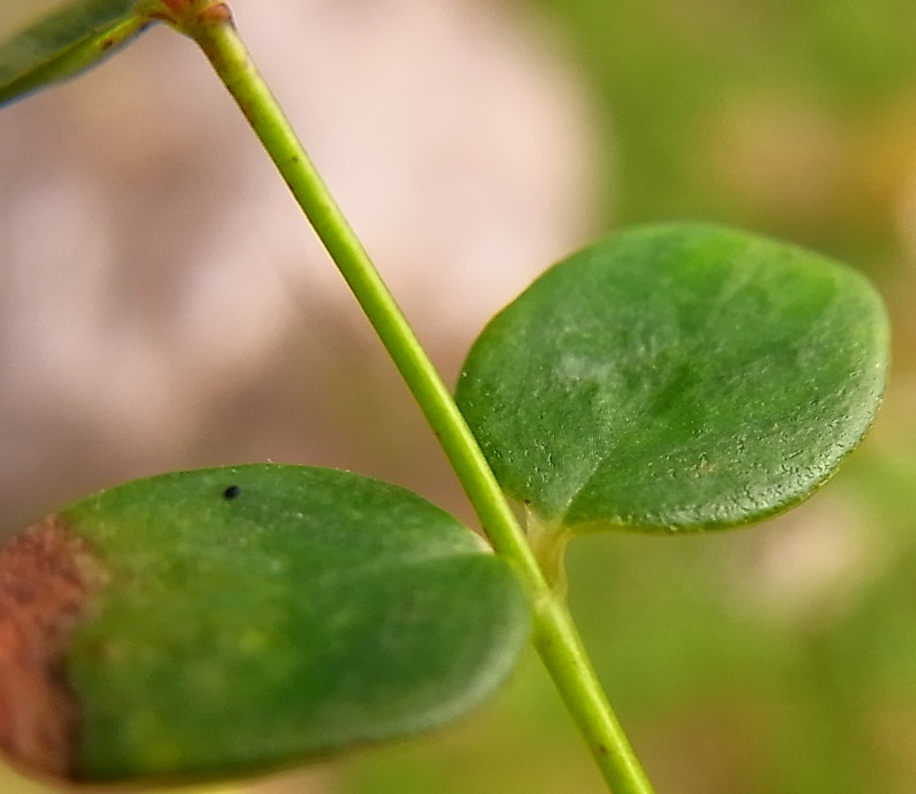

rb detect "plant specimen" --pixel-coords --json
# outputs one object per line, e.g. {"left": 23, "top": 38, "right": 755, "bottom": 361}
{"left": 0, "top": 2, "right": 890, "bottom": 793}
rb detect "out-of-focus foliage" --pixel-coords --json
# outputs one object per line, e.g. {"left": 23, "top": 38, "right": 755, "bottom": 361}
{"left": 532, "top": 0, "right": 916, "bottom": 265}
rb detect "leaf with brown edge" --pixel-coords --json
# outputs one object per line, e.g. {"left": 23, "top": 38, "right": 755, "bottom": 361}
{"left": 0, "top": 465, "right": 530, "bottom": 785}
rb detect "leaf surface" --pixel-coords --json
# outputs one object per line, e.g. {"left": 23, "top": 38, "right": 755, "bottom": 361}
{"left": 0, "top": 465, "right": 529, "bottom": 784}
{"left": 0, "top": 0, "right": 149, "bottom": 107}
{"left": 456, "top": 223, "right": 889, "bottom": 533}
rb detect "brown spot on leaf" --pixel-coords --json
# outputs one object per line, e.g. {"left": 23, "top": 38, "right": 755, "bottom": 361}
{"left": 0, "top": 516, "right": 107, "bottom": 779}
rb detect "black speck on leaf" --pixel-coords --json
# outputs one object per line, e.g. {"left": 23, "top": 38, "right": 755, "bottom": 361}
{"left": 223, "top": 485, "right": 241, "bottom": 500}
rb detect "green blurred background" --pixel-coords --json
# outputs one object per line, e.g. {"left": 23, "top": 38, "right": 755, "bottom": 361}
{"left": 2, "top": 1, "right": 916, "bottom": 792}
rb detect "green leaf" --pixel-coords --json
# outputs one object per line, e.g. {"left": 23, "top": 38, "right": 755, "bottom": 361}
{"left": 456, "top": 223, "right": 889, "bottom": 533}
{"left": 0, "top": 465, "right": 529, "bottom": 784}
{"left": 0, "top": 0, "right": 150, "bottom": 107}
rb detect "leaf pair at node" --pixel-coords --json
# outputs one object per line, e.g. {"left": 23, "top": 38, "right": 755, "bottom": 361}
{"left": 0, "top": 223, "right": 888, "bottom": 786}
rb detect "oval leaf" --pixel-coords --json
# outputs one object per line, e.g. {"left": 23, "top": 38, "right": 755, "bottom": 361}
{"left": 0, "top": 0, "right": 149, "bottom": 108}
{"left": 456, "top": 223, "right": 889, "bottom": 533}
{"left": 0, "top": 465, "right": 529, "bottom": 784}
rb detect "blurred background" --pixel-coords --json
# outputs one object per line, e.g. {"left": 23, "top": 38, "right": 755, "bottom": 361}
{"left": 1, "top": 0, "right": 915, "bottom": 792}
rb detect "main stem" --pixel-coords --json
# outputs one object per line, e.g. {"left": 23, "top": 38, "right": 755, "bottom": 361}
{"left": 182, "top": 7, "right": 653, "bottom": 794}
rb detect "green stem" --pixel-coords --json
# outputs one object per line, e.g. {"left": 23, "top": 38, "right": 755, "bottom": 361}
{"left": 180, "top": 7, "right": 654, "bottom": 794}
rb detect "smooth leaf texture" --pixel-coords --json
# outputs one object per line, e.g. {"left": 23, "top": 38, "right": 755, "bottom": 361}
{"left": 0, "top": 465, "right": 529, "bottom": 784}
{"left": 456, "top": 223, "right": 889, "bottom": 533}
{"left": 0, "top": 0, "right": 149, "bottom": 107}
